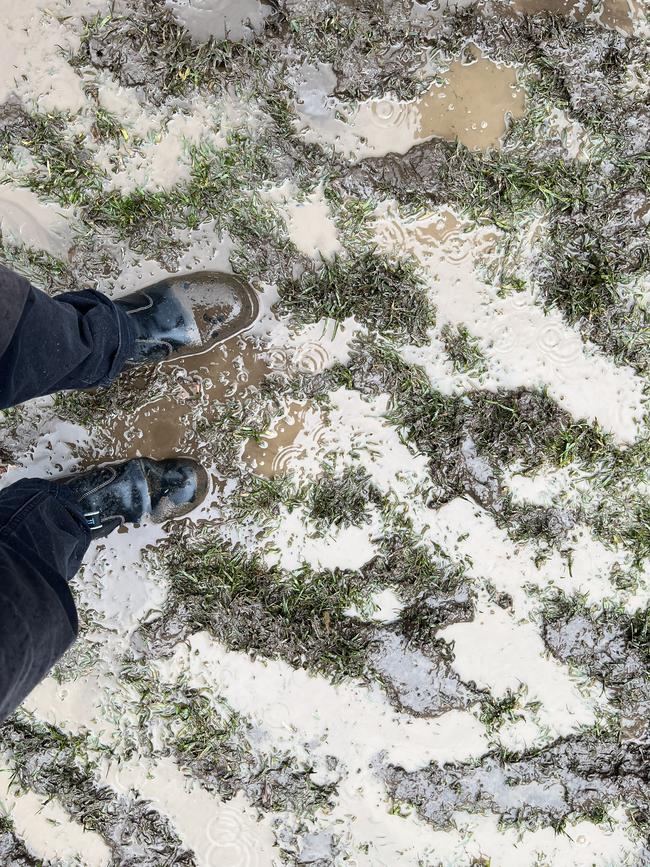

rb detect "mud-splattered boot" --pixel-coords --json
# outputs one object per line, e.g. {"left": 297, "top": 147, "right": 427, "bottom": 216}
{"left": 58, "top": 458, "right": 209, "bottom": 537}
{"left": 116, "top": 271, "right": 260, "bottom": 365}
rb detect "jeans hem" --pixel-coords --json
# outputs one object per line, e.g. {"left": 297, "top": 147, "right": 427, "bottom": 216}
{"left": 95, "top": 292, "right": 136, "bottom": 388}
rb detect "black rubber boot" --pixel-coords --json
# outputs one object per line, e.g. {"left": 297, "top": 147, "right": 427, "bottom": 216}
{"left": 58, "top": 458, "right": 209, "bottom": 537}
{"left": 115, "top": 272, "right": 259, "bottom": 365}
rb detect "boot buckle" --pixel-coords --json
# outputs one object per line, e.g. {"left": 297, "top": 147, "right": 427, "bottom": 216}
{"left": 84, "top": 510, "right": 104, "bottom": 531}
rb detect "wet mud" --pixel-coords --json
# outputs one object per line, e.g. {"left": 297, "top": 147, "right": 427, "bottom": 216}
{"left": 0, "top": 0, "right": 649, "bottom": 864}
{"left": 96, "top": 337, "right": 271, "bottom": 462}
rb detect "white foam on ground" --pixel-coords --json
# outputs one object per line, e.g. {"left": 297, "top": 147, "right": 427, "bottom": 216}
{"left": 0, "top": 417, "right": 94, "bottom": 487}
{"left": 264, "top": 504, "right": 381, "bottom": 571}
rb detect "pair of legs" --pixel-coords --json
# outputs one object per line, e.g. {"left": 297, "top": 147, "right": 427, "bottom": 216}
{"left": 0, "top": 265, "right": 258, "bottom": 722}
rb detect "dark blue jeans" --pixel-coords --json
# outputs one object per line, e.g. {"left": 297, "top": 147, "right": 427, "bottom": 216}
{"left": 0, "top": 266, "right": 134, "bottom": 721}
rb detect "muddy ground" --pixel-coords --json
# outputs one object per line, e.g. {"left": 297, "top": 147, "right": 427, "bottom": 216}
{"left": 0, "top": 0, "right": 649, "bottom": 864}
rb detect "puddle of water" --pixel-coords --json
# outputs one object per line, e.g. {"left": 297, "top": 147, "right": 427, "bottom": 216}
{"left": 372, "top": 201, "right": 645, "bottom": 443}
{"left": 294, "top": 47, "right": 525, "bottom": 159}
{"left": 511, "top": 0, "right": 644, "bottom": 34}
{"left": 165, "top": 0, "right": 271, "bottom": 42}
{"left": 242, "top": 401, "right": 322, "bottom": 478}
{"left": 279, "top": 187, "right": 342, "bottom": 261}
{"left": 360, "top": 51, "right": 525, "bottom": 154}
{"left": 0, "top": 185, "right": 74, "bottom": 256}
{"left": 96, "top": 337, "right": 271, "bottom": 462}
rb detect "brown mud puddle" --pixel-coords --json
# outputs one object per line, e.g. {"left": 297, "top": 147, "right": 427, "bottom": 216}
{"left": 94, "top": 337, "right": 271, "bottom": 463}
{"left": 511, "top": 0, "right": 643, "bottom": 33}
{"left": 364, "top": 49, "right": 525, "bottom": 153}
{"left": 242, "top": 401, "right": 320, "bottom": 478}
{"left": 295, "top": 46, "right": 525, "bottom": 157}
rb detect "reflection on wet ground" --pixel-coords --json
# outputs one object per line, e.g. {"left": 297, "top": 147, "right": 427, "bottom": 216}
{"left": 164, "top": 0, "right": 270, "bottom": 42}
{"left": 242, "top": 401, "right": 320, "bottom": 478}
{"left": 511, "top": 0, "right": 643, "bottom": 33}
{"left": 361, "top": 49, "right": 525, "bottom": 153}
{"left": 96, "top": 338, "right": 271, "bottom": 462}
{"left": 294, "top": 46, "right": 525, "bottom": 158}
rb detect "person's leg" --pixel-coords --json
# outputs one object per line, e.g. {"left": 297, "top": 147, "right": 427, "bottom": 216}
{"left": 0, "top": 265, "right": 135, "bottom": 410}
{"left": 0, "top": 264, "right": 260, "bottom": 411}
{"left": 0, "top": 458, "right": 207, "bottom": 722}
{"left": 0, "top": 478, "right": 89, "bottom": 723}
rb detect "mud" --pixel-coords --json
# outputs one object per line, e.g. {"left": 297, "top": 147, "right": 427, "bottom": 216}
{"left": 0, "top": 185, "right": 74, "bottom": 256}
{"left": 293, "top": 47, "right": 525, "bottom": 158}
{"left": 165, "top": 0, "right": 272, "bottom": 42}
{"left": 242, "top": 401, "right": 316, "bottom": 477}
{"left": 83, "top": 338, "right": 270, "bottom": 462}
{"left": 0, "top": 0, "right": 649, "bottom": 863}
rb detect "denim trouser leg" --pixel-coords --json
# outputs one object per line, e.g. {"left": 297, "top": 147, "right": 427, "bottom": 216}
{"left": 0, "top": 275, "right": 135, "bottom": 410}
{"left": 0, "top": 267, "right": 136, "bottom": 720}
{"left": 0, "top": 479, "right": 91, "bottom": 722}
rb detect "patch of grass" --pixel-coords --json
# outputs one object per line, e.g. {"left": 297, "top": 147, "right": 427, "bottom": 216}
{"left": 441, "top": 323, "right": 488, "bottom": 376}
{"left": 0, "top": 244, "right": 74, "bottom": 294}
{"left": 73, "top": 6, "right": 284, "bottom": 100}
{"left": 277, "top": 251, "right": 435, "bottom": 343}
{"left": 52, "top": 367, "right": 170, "bottom": 428}
{"left": 365, "top": 530, "right": 464, "bottom": 596}
{"left": 479, "top": 688, "right": 526, "bottom": 732}
{"left": 156, "top": 534, "right": 374, "bottom": 679}
{"left": 628, "top": 606, "right": 650, "bottom": 660}
{"left": 307, "top": 466, "right": 381, "bottom": 528}
{"left": 21, "top": 118, "right": 104, "bottom": 207}
{"left": 234, "top": 473, "right": 305, "bottom": 522}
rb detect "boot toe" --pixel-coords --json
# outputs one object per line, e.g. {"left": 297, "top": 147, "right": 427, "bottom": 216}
{"left": 145, "top": 458, "right": 209, "bottom": 522}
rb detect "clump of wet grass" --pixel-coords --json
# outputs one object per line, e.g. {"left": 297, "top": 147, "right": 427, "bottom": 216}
{"left": 349, "top": 338, "right": 568, "bottom": 472}
{"left": 233, "top": 473, "right": 305, "bottom": 521}
{"left": 288, "top": 5, "right": 426, "bottom": 101}
{"left": 479, "top": 688, "right": 527, "bottom": 733}
{"left": 20, "top": 118, "right": 104, "bottom": 207}
{"left": 52, "top": 366, "right": 171, "bottom": 428}
{"left": 278, "top": 251, "right": 435, "bottom": 343}
{"left": 629, "top": 606, "right": 650, "bottom": 660}
{"left": 0, "top": 244, "right": 75, "bottom": 295}
{"left": 361, "top": 529, "right": 474, "bottom": 646}
{"left": 0, "top": 715, "right": 196, "bottom": 863}
{"left": 155, "top": 534, "right": 374, "bottom": 679}
{"left": 441, "top": 323, "right": 488, "bottom": 376}
{"left": 307, "top": 466, "right": 381, "bottom": 528}
{"left": 364, "top": 529, "right": 464, "bottom": 596}
{"left": 73, "top": 6, "right": 284, "bottom": 101}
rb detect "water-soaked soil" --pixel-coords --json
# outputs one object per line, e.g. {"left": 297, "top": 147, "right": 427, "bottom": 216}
{"left": 0, "top": 0, "right": 649, "bottom": 865}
